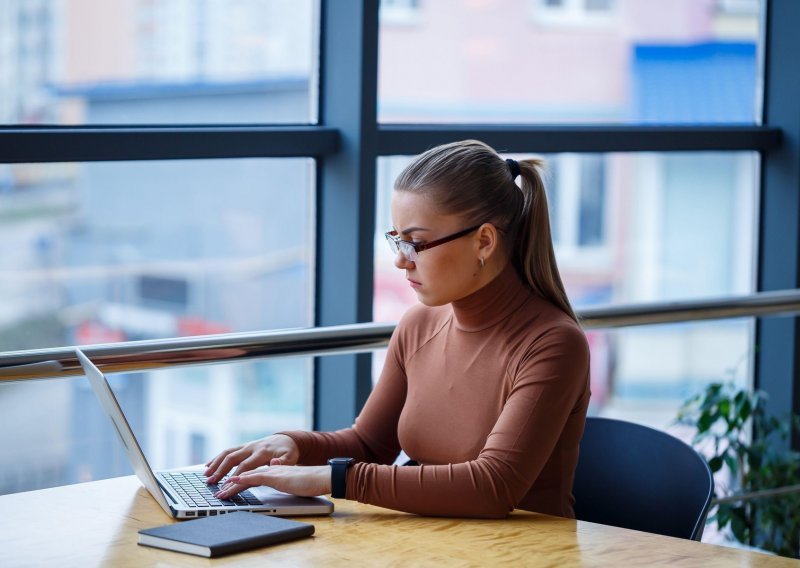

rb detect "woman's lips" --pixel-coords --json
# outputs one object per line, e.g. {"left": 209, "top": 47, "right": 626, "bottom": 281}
{"left": 408, "top": 278, "right": 421, "bottom": 288}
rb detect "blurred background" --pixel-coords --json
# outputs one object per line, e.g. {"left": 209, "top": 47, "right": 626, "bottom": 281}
{"left": 0, "top": 0, "right": 761, "bottom": 503}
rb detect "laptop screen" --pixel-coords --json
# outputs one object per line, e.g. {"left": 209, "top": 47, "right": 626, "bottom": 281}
{"left": 76, "top": 349, "right": 175, "bottom": 517}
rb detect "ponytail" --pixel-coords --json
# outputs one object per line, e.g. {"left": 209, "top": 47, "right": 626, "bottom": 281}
{"left": 515, "top": 160, "right": 580, "bottom": 324}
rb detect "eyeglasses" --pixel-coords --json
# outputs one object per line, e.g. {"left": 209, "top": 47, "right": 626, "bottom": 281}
{"left": 385, "top": 224, "right": 483, "bottom": 261}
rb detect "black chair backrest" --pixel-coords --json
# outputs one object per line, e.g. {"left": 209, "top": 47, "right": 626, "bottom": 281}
{"left": 573, "top": 417, "right": 714, "bottom": 541}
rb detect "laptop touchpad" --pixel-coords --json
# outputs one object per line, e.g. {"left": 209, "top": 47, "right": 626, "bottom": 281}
{"left": 248, "top": 485, "right": 299, "bottom": 502}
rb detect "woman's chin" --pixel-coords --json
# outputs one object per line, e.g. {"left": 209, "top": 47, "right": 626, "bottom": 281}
{"left": 415, "top": 291, "right": 448, "bottom": 307}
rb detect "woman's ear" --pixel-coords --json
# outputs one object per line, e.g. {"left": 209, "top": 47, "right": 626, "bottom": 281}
{"left": 476, "top": 223, "right": 499, "bottom": 259}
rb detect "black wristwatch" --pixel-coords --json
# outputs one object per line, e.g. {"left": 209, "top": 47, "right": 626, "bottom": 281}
{"left": 327, "top": 457, "right": 355, "bottom": 499}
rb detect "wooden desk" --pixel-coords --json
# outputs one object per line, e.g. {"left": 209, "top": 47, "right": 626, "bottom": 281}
{"left": 0, "top": 476, "right": 795, "bottom": 567}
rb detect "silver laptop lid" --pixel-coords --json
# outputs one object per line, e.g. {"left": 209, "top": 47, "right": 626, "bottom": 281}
{"left": 75, "top": 348, "right": 175, "bottom": 517}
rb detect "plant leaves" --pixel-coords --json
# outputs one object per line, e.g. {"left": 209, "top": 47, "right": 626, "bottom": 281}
{"left": 697, "top": 411, "right": 715, "bottom": 434}
{"left": 716, "top": 504, "right": 732, "bottom": 528}
{"left": 720, "top": 398, "right": 731, "bottom": 423}
{"left": 730, "top": 508, "right": 749, "bottom": 543}
{"left": 673, "top": 378, "right": 800, "bottom": 556}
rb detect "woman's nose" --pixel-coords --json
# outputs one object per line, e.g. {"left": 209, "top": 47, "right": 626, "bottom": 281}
{"left": 394, "top": 250, "right": 415, "bottom": 270}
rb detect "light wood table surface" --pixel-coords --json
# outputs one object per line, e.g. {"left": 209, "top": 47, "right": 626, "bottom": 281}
{"left": 0, "top": 475, "right": 796, "bottom": 567}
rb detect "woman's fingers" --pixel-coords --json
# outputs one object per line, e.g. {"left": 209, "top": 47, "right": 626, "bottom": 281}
{"left": 214, "top": 480, "right": 249, "bottom": 499}
{"left": 203, "top": 445, "right": 242, "bottom": 477}
{"left": 205, "top": 434, "right": 300, "bottom": 487}
{"left": 232, "top": 454, "right": 268, "bottom": 478}
{"left": 205, "top": 448, "right": 250, "bottom": 483}
{"left": 215, "top": 472, "right": 264, "bottom": 499}
{"left": 215, "top": 466, "right": 331, "bottom": 499}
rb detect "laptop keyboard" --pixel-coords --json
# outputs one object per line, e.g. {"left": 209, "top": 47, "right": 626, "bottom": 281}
{"left": 161, "top": 472, "right": 263, "bottom": 508}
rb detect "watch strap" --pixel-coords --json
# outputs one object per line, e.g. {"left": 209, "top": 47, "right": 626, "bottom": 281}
{"left": 328, "top": 457, "right": 354, "bottom": 499}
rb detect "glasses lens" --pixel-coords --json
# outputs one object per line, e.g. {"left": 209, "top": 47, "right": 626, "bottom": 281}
{"left": 385, "top": 233, "right": 399, "bottom": 254}
{"left": 386, "top": 232, "right": 417, "bottom": 261}
{"left": 400, "top": 241, "right": 417, "bottom": 261}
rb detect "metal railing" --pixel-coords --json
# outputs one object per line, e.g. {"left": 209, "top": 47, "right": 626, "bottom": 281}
{"left": 712, "top": 484, "right": 800, "bottom": 506}
{"left": 1, "top": 288, "right": 799, "bottom": 383}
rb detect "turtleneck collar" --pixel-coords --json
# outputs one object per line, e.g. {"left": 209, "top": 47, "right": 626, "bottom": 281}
{"left": 450, "top": 261, "right": 533, "bottom": 332}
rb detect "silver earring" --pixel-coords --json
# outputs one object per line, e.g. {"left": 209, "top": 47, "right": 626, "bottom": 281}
{"left": 480, "top": 258, "right": 485, "bottom": 268}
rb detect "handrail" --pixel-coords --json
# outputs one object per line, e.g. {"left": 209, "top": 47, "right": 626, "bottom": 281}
{"left": 711, "top": 484, "right": 800, "bottom": 506}
{"left": 577, "top": 288, "right": 800, "bottom": 328}
{"left": 0, "top": 323, "right": 396, "bottom": 382}
{"left": 1, "top": 289, "right": 799, "bottom": 383}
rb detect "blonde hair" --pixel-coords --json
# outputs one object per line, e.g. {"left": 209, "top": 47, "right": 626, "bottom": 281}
{"left": 394, "top": 139, "right": 579, "bottom": 324}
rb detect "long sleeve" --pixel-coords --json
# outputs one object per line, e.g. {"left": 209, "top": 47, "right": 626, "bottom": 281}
{"left": 345, "top": 323, "right": 590, "bottom": 519}
{"left": 277, "top": 325, "right": 409, "bottom": 466}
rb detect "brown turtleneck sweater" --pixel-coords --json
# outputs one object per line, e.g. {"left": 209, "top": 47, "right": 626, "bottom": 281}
{"left": 279, "top": 262, "right": 590, "bottom": 519}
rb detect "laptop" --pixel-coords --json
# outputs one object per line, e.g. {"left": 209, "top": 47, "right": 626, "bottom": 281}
{"left": 75, "top": 348, "right": 334, "bottom": 520}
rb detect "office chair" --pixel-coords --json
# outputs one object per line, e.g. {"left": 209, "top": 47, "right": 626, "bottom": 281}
{"left": 573, "top": 417, "right": 714, "bottom": 541}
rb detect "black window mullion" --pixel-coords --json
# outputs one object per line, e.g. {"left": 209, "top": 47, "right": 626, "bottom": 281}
{"left": 0, "top": 125, "right": 339, "bottom": 163}
{"left": 313, "top": 0, "right": 380, "bottom": 431}
{"left": 755, "top": 0, "right": 800, "bottom": 450}
{"left": 378, "top": 124, "right": 782, "bottom": 155}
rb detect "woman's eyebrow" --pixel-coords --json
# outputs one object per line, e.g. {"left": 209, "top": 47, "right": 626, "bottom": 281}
{"left": 398, "top": 226, "right": 430, "bottom": 235}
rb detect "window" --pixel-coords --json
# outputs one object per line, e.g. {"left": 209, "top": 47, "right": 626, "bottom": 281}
{"left": 0, "top": 0, "right": 318, "bottom": 125}
{"left": 0, "top": 157, "right": 316, "bottom": 492}
{"left": 379, "top": 1, "right": 761, "bottom": 123}
{"left": 0, "top": 0, "right": 320, "bottom": 495}
{"left": 373, "top": 150, "right": 758, "bottom": 425}
{"left": 375, "top": 150, "right": 755, "bottom": 306}
{"left": 374, "top": 1, "right": 768, "bottom": 439}
{"left": 145, "top": 360, "right": 310, "bottom": 472}
{"left": 0, "top": 158, "right": 315, "bottom": 349}
{"left": 542, "top": 153, "right": 609, "bottom": 255}
{"left": 578, "top": 154, "right": 606, "bottom": 246}
{"left": 3, "top": 1, "right": 795, "bottom": 525}
{"left": 589, "top": 319, "right": 753, "bottom": 429}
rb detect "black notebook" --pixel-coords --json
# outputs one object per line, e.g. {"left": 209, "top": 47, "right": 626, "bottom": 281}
{"left": 137, "top": 511, "right": 315, "bottom": 558}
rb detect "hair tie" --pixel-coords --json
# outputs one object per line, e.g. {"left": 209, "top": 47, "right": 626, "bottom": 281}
{"left": 505, "top": 158, "right": 520, "bottom": 180}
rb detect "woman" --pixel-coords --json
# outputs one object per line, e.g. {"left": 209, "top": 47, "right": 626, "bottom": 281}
{"left": 207, "top": 140, "right": 590, "bottom": 519}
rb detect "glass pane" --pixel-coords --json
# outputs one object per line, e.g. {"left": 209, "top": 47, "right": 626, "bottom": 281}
{"left": 0, "top": 155, "right": 314, "bottom": 493}
{"left": 590, "top": 321, "right": 752, "bottom": 428}
{"left": 0, "top": 158, "right": 315, "bottom": 351}
{"left": 0, "top": 358, "right": 311, "bottom": 494}
{"left": 379, "top": 0, "right": 762, "bottom": 123}
{"left": 1, "top": 0, "right": 317, "bottom": 125}
{"left": 372, "top": 151, "right": 758, "bottom": 425}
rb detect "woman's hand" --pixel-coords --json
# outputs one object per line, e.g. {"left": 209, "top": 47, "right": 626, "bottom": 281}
{"left": 214, "top": 463, "right": 332, "bottom": 499}
{"left": 204, "top": 434, "right": 300, "bottom": 484}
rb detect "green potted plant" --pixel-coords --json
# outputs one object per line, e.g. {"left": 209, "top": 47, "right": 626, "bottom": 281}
{"left": 676, "top": 381, "right": 800, "bottom": 558}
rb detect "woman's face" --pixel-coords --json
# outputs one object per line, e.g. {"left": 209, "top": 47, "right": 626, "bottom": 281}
{"left": 390, "top": 190, "right": 493, "bottom": 306}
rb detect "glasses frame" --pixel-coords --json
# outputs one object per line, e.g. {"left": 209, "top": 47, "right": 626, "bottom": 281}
{"left": 385, "top": 224, "right": 483, "bottom": 261}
